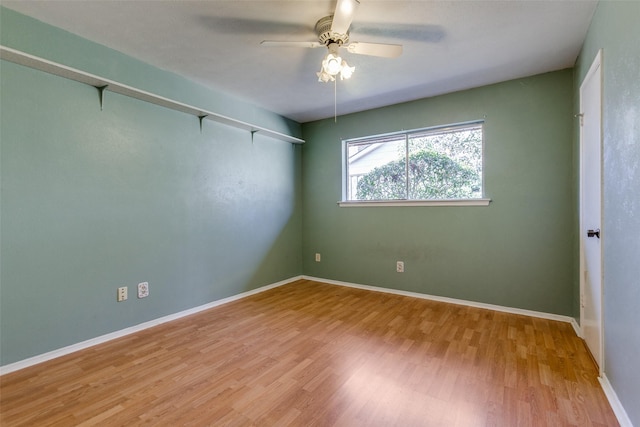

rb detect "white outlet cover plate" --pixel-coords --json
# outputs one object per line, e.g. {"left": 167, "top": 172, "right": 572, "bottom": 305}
{"left": 138, "top": 282, "right": 149, "bottom": 298}
{"left": 117, "top": 286, "right": 128, "bottom": 301}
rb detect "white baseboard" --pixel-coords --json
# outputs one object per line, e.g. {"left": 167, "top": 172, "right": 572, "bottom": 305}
{"left": 0, "top": 275, "right": 303, "bottom": 376}
{"left": 4, "top": 275, "right": 630, "bottom": 425}
{"left": 599, "top": 374, "right": 634, "bottom": 427}
{"left": 0, "top": 275, "right": 584, "bottom": 377}
{"left": 302, "top": 275, "right": 580, "bottom": 332}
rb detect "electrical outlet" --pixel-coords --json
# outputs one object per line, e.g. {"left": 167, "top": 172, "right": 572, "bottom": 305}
{"left": 117, "top": 286, "right": 128, "bottom": 302}
{"left": 138, "top": 282, "right": 149, "bottom": 298}
{"left": 315, "top": 253, "right": 321, "bottom": 262}
{"left": 396, "top": 261, "right": 405, "bottom": 273}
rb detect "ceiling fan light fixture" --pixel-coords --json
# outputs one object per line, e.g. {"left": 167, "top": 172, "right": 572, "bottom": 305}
{"left": 317, "top": 68, "right": 335, "bottom": 83}
{"left": 262, "top": 0, "right": 402, "bottom": 87}
{"left": 323, "top": 53, "right": 343, "bottom": 76}
{"left": 339, "top": 60, "right": 355, "bottom": 80}
{"left": 319, "top": 42, "right": 355, "bottom": 82}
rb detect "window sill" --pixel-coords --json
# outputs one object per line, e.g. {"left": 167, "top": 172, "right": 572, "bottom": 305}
{"left": 338, "top": 198, "right": 492, "bottom": 207}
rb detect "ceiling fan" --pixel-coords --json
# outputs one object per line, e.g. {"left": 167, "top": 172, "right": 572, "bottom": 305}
{"left": 260, "top": 0, "right": 402, "bottom": 82}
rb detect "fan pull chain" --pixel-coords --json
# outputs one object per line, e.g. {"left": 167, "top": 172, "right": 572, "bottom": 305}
{"left": 334, "top": 77, "right": 337, "bottom": 123}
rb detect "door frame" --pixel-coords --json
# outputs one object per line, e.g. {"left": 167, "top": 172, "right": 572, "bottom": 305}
{"left": 579, "top": 49, "right": 604, "bottom": 375}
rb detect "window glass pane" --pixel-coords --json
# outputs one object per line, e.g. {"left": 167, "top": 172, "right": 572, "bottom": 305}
{"left": 408, "top": 125, "right": 482, "bottom": 199}
{"left": 347, "top": 137, "right": 406, "bottom": 200}
{"left": 344, "top": 122, "right": 483, "bottom": 202}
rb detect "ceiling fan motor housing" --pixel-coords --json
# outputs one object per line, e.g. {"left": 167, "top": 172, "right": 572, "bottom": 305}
{"left": 315, "top": 15, "right": 349, "bottom": 45}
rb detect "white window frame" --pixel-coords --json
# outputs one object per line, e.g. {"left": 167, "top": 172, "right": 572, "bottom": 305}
{"left": 340, "top": 121, "right": 491, "bottom": 207}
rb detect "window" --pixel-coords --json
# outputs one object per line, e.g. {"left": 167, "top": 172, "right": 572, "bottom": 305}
{"left": 342, "top": 121, "right": 488, "bottom": 206}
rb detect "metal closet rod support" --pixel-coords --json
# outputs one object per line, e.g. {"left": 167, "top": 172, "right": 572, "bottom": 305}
{"left": 0, "top": 45, "right": 305, "bottom": 145}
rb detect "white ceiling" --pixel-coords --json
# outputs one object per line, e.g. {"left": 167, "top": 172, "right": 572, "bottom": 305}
{"left": 3, "top": 1, "right": 597, "bottom": 123}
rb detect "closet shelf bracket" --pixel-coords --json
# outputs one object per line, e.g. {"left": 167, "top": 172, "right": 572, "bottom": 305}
{"left": 198, "top": 115, "right": 208, "bottom": 133}
{"left": 96, "top": 85, "right": 108, "bottom": 111}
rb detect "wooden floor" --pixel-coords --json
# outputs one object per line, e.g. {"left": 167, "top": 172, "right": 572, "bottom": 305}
{"left": 0, "top": 279, "right": 618, "bottom": 426}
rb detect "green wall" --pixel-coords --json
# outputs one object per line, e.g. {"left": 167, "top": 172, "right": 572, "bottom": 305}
{"left": 576, "top": 2, "right": 640, "bottom": 424}
{"left": 7, "top": 12, "right": 634, "bottom": 418}
{"left": 301, "top": 70, "right": 575, "bottom": 316}
{"left": 0, "top": 8, "right": 302, "bottom": 365}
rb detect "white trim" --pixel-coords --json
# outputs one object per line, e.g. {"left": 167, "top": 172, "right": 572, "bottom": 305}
{"left": 338, "top": 198, "right": 491, "bottom": 207}
{"left": 571, "top": 318, "right": 583, "bottom": 339}
{"left": 2, "top": 275, "right": 626, "bottom": 423}
{"left": 579, "top": 48, "right": 604, "bottom": 375}
{"left": 343, "top": 120, "right": 486, "bottom": 144}
{"left": 599, "top": 374, "right": 634, "bottom": 427}
{"left": 0, "top": 274, "right": 582, "bottom": 376}
{"left": 0, "top": 276, "right": 303, "bottom": 376}
{"left": 302, "top": 275, "right": 579, "bottom": 327}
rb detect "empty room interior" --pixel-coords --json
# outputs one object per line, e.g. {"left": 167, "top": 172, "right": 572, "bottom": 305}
{"left": 0, "top": 1, "right": 638, "bottom": 426}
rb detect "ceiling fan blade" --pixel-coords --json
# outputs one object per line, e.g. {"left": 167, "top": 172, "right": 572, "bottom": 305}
{"left": 351, "top": 23, "right": 445, "bottom": 43}
{"left": 200, "top": 16, "right": 313, "bottom": 37}
{"left": 261, "top": 41, "right": 324, "bottom": 48}
{"left": 346, "top": 42, "right": 403, "bottom": 58}
{"left": 331, "top": 0, "right": 360, "bottom": 36}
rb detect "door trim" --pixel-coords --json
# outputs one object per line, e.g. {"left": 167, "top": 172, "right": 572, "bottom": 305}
{"left": 579, "top": 49, "right": 604, "bottom": 375}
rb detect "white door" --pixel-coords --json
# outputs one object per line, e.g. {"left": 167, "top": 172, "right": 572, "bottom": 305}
{"left": 580, "top": 50, "right": 603, "bottom": 373}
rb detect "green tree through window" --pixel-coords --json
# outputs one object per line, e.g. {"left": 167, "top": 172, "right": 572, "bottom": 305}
{"left": 345, "top": 122, "right": 483, "bottom": 201}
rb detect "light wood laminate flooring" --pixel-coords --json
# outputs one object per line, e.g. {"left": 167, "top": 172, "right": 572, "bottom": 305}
{"left": 0, "top": 279, "right": 618, "bottom": 426}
